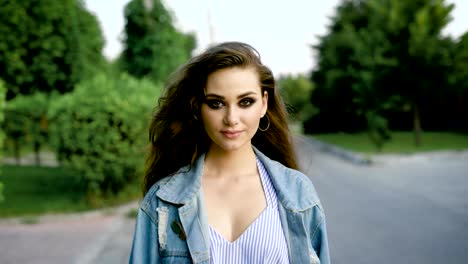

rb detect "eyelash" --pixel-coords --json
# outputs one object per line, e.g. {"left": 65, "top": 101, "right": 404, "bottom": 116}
{"left": 205, "top": 98, "right": 256, "bottom": 109}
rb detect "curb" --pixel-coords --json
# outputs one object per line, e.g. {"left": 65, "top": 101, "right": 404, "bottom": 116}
{"left": 371, "top": 149, "right": 468, "bottom": 165}
{"left": 294, "top": 135, "right": 372, "bottom": 166}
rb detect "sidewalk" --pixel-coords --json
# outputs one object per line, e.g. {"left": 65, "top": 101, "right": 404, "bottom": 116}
{"left": 371, "top": 149, "right": 468, "bottom": 165}
{"left": 2, "top": 151, "right": 59, "bottom": 167}
{"left": 0, "top": 202, "right": 139, "bottom": 264}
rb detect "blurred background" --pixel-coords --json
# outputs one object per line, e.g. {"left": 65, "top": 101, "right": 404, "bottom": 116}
{"left": 0, "top": 0, "right": 467, "bottom": 263}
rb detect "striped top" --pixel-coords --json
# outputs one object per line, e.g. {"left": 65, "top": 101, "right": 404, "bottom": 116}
{"left": 209, "top": 158, "right": 290, "bottom": 263}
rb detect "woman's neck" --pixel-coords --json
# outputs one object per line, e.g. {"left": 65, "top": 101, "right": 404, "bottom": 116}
{"left": 204, "top": 144, "right": 257, "bottom": 179}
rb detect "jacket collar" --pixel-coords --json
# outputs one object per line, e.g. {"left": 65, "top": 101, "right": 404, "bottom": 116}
{"left": 155, "top": 152, "right": 206, "bottom": 205}
{"left": 156, "top": 146, "right": 318, "bottom": 211}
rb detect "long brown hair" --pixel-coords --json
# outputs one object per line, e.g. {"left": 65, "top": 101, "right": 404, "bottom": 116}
{"left": 143, "top": 42, "right": 298, "bottom": 194}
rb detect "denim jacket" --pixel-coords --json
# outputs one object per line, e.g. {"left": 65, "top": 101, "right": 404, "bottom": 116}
{"left": 129, "top": 147, "right": 330, "bottom": 263}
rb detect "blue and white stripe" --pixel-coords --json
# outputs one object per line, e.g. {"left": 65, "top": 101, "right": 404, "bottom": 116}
{"left": 209, "top": 157, "right": 290, "bottom": 263}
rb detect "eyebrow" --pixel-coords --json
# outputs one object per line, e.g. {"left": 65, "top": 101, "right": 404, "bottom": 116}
{"left": 204, "top": 91, "right": 257, "bottom": 99}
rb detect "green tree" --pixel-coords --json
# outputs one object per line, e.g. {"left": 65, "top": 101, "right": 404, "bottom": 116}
{"left": 451, "top": 33, "right": 468, "bottom": 94}
{"left": 310, "top": 3, "right": 397, "bottom": 150}
{"left": 308, "top": 1, "right": 371, "bottom": 134}
{"left": 443, "top": 33, "right": 468, "bottom": 132}
{"left": 122, "top": 0, "right": 196, "bottom": 83}
{"left": 0, "top": 0, "right": 106, "bottom": 100}
{"left": 378, "top": 0, "right": 454, "bottom": 146}
{"left": 3, "top": 92, "right": 52, "bottom": 165}
{"left": 309, "top": 0, "right": 455, "bottom": 147}
{"left": 278, "top": 74, "right": 317, "bottom": 126}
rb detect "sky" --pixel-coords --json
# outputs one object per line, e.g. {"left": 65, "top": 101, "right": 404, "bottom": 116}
{"left": 84, "top": 0, "right": 468, "bottom": 77}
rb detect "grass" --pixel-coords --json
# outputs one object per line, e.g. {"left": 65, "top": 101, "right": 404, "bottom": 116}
{"left": 0, "top": 165, "right": 88, "bottom": 217}
{"left": 0, "top": 165, "right": 142, "bottom": 218}
{"left": 310, "top": 131, "right": 468, "bottom": 154}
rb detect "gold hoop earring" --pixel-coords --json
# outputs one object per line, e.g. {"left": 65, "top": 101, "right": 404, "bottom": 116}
{"left": 259, "top": 115, "right": 270, "bottom": 132}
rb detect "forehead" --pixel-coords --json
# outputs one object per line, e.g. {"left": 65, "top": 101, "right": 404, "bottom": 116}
{"left": 205, "top": 67, "right": 261, "bottom": 95}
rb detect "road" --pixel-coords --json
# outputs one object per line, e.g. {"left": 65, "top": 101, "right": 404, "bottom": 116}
{"left": 296, "top": 136, "right": 468, "bottom": 264}
{"left": 1, "top": 136, "right": 467, "bottom": 263}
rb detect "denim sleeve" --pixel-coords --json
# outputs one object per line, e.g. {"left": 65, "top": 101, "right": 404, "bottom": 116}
{"left": 311, "top": 206, "right": 331, "bottom": 264}
{"left": 129, "top": 208, "right": 160, "bottom": 263}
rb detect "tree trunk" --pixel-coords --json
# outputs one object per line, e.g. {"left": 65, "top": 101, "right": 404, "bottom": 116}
{"left": 413, "top": 103, "right": 422, "bottom": 147}
{"left": 13, "top": 139, "right": 20, "bottom": 165}
{"left": 34, "top": 141, "right": 41, "bottom": 166}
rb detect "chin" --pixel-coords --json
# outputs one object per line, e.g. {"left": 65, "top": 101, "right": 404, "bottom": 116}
{"left": 212, "top": 140, "right": 250, "bottom": 153}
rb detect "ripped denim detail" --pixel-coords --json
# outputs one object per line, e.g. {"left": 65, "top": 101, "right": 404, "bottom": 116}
{"left": 157, "top": 206, "right": 169, "bottom": 250}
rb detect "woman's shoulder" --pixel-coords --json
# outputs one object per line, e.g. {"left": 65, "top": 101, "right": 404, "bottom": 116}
{"left": 277, "top": 163, "right": 319, "bottom": 195}
{"left": 255, "top": 149, "right": 314, "bottom": 189}
{"left": 279, "top": 166, "right": 325, "bottom": 212}
{"left": 139, "top": 163, "right": 197, "bottom": 212}
{"left": 139, "top": 176, "right": 173, "bottom": 213}
{"left": 258, "top": 153, "right": 323, "bottom": 211}
{"left": 283, "top": 166, "right": 315, "bottom": 186}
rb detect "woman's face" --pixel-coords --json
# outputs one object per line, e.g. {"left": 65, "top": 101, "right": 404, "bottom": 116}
{"left": 200, "top": 66, "right": 268, "bottom": 154}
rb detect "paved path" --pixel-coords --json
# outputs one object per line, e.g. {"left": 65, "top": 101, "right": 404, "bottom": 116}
{"left": 0, "top": 203, "right": 138, "bottom": 264}
{"left": 1, "top": 137, "right": 468, "bottom": 263}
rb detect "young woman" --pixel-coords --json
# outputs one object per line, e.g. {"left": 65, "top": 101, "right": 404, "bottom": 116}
{"left": 129, "top": 42, "right": 330, "bottom": 263}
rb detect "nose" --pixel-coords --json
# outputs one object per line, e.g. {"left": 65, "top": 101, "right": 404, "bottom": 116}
{"left": 223, "top": 106, "right": 239, "bottom": 126}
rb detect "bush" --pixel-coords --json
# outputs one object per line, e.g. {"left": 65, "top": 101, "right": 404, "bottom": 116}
{"left": 0, "top": 80, "right": 5, "bottom": 201}
{"left": 278, "top": 74, "right": 318, "bottom": 132}
{"left": 48, "top": 73, "right": 160, "bottom": 199}
{"left": 3, "top": 92, "right": 51, "bottom": 165}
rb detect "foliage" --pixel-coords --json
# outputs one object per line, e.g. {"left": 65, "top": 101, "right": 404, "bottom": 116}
{"left": 308, "top": 0, "right": 457, "bottom": 147}
{"left": 346, "top": 23, "right": 401, "bottom": 150}
{"left": 0, "top": 0, "right": 106, "bottom": 100}
{"left": 379, "top": 0, "right": 454, "bottom": 146}
{"left": 278, "top": 74, "right": 317, "bottom": 125}
{"left": 121, "top": 0, "right": 196, "bottom": 83}
{"left": 451, "top": 33, "right": 468, "bottom": 92}
{"left": 3, "top": 92, "right": 52, "bottom": 165}
{"left": 447, "top": 33, "right": 468, "bottom": 132}
{"left": 48, "top": 73, "right": 160, "bottom": 201}
{"left": 307, "top": 1, "right": 369, "bottom": 134}
{"left": 364, "top": 111, "right": 390, "bottom": 151}
{"left": 0, "top": 80, "right": 5, "bottom": 201}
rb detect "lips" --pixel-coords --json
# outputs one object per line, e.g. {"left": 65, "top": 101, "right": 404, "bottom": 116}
{"left": 221, "top": 130, "right": 242, "bottom": 139}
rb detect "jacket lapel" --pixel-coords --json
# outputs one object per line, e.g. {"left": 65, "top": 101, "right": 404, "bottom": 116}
{"left": 178, "top": 194, "right": 210, "bottom": 264}
{"left": 156, "top": 154, "right": 211, "bottom": 263}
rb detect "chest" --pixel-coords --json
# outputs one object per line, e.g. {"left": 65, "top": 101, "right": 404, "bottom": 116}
{"left": 202, "top": 173, "right": 267, "bottom": 242}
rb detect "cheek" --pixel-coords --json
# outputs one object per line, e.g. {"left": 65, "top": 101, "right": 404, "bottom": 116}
{"left": 243, "top": 108, "right": 263, "bottom": 124}
{"left": 200, "top": 107, "right": 218, "bottom": 127}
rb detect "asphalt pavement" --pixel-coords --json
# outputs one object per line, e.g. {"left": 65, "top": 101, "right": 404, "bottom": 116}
{"left": 1, "top": 136, "right": 467, "bottom": 263}
{"left": 295, "top": 136, "right": 468, "bottom": 264}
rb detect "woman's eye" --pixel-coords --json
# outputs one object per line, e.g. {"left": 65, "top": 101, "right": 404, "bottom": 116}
{"left": 239, "top": 98, "right": 255, "bottom": 107}
{"left": 206, "top": 100, "right": 224, "bottom": 109}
